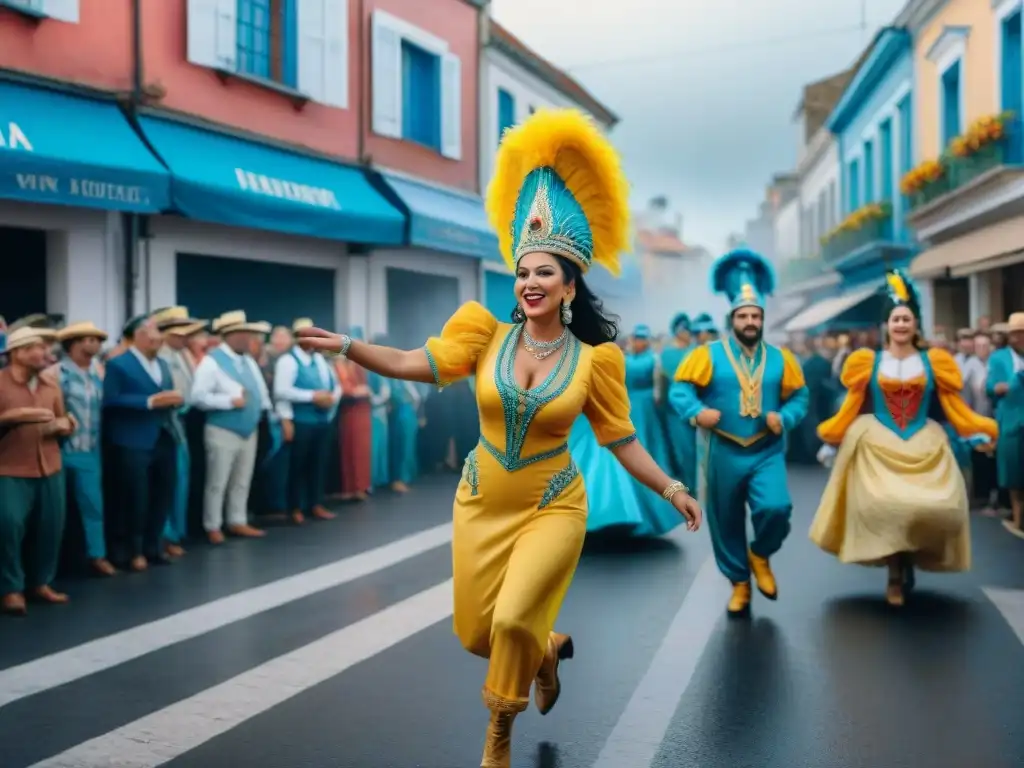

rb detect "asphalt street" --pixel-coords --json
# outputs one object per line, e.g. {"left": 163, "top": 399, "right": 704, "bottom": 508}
{"left": 1, "top": 467, "right": 1023, "bottom": 768}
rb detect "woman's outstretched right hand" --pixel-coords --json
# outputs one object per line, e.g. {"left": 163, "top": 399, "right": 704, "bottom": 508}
{"left": 295, "top": 327, "right": 344, "bottom": 354}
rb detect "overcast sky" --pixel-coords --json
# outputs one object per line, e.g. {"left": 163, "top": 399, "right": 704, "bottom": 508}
{"left": 491, "top": 0, "right": 909, "bottom": 254}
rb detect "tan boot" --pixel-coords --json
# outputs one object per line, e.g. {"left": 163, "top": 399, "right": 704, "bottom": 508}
{"left": 534, "top": 632, "right": 574, "bottom": 715}
{"left": 727, "top": 581, "right": 752, "bottom": 617}
{"left": 748, "top": 550, "right": 778, "bottom": 600}
{"left": 480, "top": 688, "right": 527, "bottom": 768}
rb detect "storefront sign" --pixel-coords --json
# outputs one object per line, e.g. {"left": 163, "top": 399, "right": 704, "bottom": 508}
{"left": 0, "top": 121, "right": 33, "bottom": 151}
{"left": 11, "top": 173, "right": 152, "bottom": 206}
{"left": 234, "top": 168, "right": 341, "bottom": 210}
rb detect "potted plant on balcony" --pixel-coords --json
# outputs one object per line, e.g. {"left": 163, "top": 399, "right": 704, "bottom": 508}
{"left": 900, "top": 157, "right": 948, "bottom": 210}
{"left": 949, "top": 110, "right": 1016, "bottom": 186}
{"left": 820, "top": 201, "right": 892, "bottom": 261}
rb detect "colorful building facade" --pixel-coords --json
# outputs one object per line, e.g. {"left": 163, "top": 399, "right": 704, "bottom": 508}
{"left": 905, "top": 0, "right": 1024, "bottom": 333}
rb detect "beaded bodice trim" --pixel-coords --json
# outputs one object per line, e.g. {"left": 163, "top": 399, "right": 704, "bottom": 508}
{"left": 489, "top": 323, "right": 582, "bottom": 471}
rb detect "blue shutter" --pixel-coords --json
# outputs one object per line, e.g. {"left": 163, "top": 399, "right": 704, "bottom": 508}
{"left": 863, "top": 140, "right": 875, "bottom": 203}
{"left": 41, "top": 0, "right": 78, "bottom": 22}
{"left": 898, "top": 95, "right": 912, "bottom": 173}
{"left": 879, "top": 119, "right": 893, "bottom": 201}
{"left": 847, "top": 159, "right": 860, "bottom": 212}
{"left": 1001, "top": 11, "right": 1022, "bottom": 113}
{"left": 401, "top": 42, "right": 441, "bottom": 151}
{"left": 941, "top": 62, "right": 961, "bottom": 145}
{"left": 498, "top": 88, "right": 515, "bottom": 143}
{"left": 187, "top": 0, "right": 237, "bottom": 70}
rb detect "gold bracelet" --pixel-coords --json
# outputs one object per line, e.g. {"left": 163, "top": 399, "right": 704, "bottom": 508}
{"left": 661, "top": 480, "right": 687, "bottom": 501}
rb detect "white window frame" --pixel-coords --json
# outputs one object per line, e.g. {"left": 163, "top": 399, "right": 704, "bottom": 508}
{"left": 994, "top": 0, "right": 1024, "bottom": 111}
{"left": 927, "top": 26, "right": 970, "bottom": 148}
{"left": 2, "top": 0, "right": 78, "bottom": 21}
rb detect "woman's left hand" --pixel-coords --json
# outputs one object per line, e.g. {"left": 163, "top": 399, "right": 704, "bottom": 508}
{"left": 672, "top": 492, "right": 702, "bottom": 532}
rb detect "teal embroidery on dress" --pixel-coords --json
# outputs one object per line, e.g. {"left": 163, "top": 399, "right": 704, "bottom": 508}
{"left": 604, "top": 432, "right": 637, "bottom": 449}
{"left": 538, "top": 460, "right": 579, "bottom": 509}
{"left": 489, "top": 323, "right": 582, "bottom": 471}
{"left": 422, "top": 346, "right": 447, "bottom": 390}
{"left": 461, "top": 447, "right": 480, "bottom": 495}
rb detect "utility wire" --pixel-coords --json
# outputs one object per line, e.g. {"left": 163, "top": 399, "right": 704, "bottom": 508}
{"left": 563, "top": 22, "right": 884, "bottom": 72}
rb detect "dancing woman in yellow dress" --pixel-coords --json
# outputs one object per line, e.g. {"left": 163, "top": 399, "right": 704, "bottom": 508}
{"left": 296, "top": 109, "right": 702, "bottom": 767}
{"left": 810, "top": 270, "right": 997, "bottom": 607}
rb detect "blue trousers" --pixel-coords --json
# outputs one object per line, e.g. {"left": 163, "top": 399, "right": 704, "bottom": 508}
{"left": 701, "top": 432, "right": 792, "bottom": 584}
{"left": 63, "top": 450, "right": 106, "bottom": 560}
{"left": 163, "top": 439, "right": 190, "bottom": 544}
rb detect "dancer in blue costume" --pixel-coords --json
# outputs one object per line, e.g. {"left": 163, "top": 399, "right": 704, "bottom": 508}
{"left": 626, "top": 325, "right": 671, "bottom": 468}
{"left": 388, "top": 377, "right": 421, "bottom": 492}
{"left": 691, "top": 313, "right": 718, "bottom": 345}
{"left": 366, "top": 368, "right": 391, "bottom": 489}
{"left": 670, "top": 249, "right": 809, "bottom": 617}
{"left": 659, "top": 312, "right": 697, "bottom": 488}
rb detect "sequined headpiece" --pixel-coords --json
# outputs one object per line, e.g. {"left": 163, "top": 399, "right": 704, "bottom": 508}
{"left": 486, "top": 109, "right": 630, "bottom": 275}
{"left": 710, "top": 248, "right": 776, "bottom": 314}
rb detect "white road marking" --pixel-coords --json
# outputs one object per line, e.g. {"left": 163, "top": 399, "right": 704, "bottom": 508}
{"left": 591, "top": 555, "right": 729, "bottom": 768}
{"left": 982, "top": 587, "right": 1024, "bottom": 645}
{"left": 28, "top": 580, "right": 454, "bottom": 768}
{"left": 0, "top": 523, "right": 452, "bottom": 709}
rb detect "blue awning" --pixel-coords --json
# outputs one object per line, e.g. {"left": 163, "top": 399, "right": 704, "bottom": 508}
{"left": 137, "top": 116, "right": 404, "bottom": 244}
{"left": 0, "top": 81, "right": 169, "bottom": 212}
{"left": 381, "top": 174, "right": 500, "bottom": 261}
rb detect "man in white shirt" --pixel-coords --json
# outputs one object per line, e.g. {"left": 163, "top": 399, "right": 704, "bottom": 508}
{"left": 274, "top": 318, "right": 342, "bottom": 525}
{"left": 191, "top": 311, "right": 273, "bottom": 544}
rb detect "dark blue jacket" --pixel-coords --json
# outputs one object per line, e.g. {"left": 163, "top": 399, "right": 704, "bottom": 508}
{"left": 102, "top": 350, "right": 176, "bottom": 450}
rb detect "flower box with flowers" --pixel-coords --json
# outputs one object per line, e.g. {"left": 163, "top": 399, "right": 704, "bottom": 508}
{"left": 948, "top": 111, "right": 1017, "bottom": 188}
{"left": 901, "top": 158, "right": 948, "bottom": 211}
{"left": 820, "top": 202, "right": 892, "bottom": 262}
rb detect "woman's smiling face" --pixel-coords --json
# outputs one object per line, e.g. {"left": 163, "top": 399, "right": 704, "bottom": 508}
{"left": 515, "top": 252, "right": 572, "bottom": 321}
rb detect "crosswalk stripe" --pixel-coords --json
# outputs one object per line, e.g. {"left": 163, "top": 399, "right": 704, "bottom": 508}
{"left": 591, "top": 555, "right": 729, "bottom": 768}
{"left": 27, "top": 579, "right": 454, "bottom": 767}
{"left": 982, "top": 587, "right": 1024, "bottom": 645}
{"left": 0, "top": 522, "right": 453, "bottom": 709}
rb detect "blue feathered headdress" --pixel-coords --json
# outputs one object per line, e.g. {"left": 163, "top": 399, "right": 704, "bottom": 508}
{"left": 710, "top": 248, "right": 776, "bottom": 314}
{"left": 669, "top": 312, "right": 691, "bottom": 335}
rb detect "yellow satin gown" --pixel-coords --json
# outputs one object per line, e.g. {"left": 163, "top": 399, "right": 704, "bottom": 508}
{"left": 424, "top": 301, "right": 637, "bottom": 710}
{"left": 810, "top": 347, "right": 998, "bottom": 572}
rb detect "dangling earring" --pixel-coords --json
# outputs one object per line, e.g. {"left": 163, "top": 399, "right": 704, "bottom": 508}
{"left": 561, "top": 299, "right": 573, "bottom": 325}
{"left": 512, "top": 305, "right": 526, "bottom": 323}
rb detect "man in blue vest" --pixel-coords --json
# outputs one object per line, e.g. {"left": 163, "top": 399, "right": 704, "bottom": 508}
{"left": 190, "top": 311, "right": 274, "bottom": 544}
{"left": 274, "top": 317, "right": 341, "bottom": 525}
{"left": 670, "top": 249, "right": 809, "bottom": 617}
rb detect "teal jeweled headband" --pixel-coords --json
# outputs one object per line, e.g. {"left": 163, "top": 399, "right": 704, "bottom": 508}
{"left": 512, "top": 168, "right": 594, "bottom": 272}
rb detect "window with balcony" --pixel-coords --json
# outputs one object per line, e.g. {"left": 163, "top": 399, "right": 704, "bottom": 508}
{"left": 879, "top": 118, "right": 893, "bottom": 201}
{"left": 371, "top": 10, "right": 462, "bottom": 159}
{"left": 401, "top": 41, "right": 442, "bottom": 151}
{"left": 186, "top": 0, "right": 348, "bottom": 107}
{"left": 941, "top": 61, "right": 962, "bottom": 146}
{"left": 236, "top": 0, "right": 295, "bottom": 87}
{"left": 863, "top": 140, "right": 875, "bottom": 203}
{"left": 498, "top": 88, "right": 516, "bottom": 143}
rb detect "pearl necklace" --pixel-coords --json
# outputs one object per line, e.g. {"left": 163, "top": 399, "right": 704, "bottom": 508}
{"left": 523, "top": 326, "right": 568, "bottom": 360}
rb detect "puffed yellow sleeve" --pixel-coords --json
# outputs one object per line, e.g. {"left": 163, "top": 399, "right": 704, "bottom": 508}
{"left": 583, "top": 342, "right": 638, "bottom": 448}
{"left": 422, "top": 301, "right": 499, "bottom": 388}
{"left": 928, "top": 347, "right": 999, "bottom": 440}
{"left": 673, "top": 343, "right": 712, "bottom": 386}
{"left": 780, "top": 347, "right": 807, "bottom": 399}
{"left": 817, "top": 348, "right": 875, "bottom": 445}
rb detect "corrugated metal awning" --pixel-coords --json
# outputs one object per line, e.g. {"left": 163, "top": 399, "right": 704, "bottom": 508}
{"left": 783, "top": 286, "right": 877, "bottom": 333}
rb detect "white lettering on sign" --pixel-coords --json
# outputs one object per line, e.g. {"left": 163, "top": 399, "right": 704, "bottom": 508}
{"left": 13, "top": 173, "right": 150, "bottom": 206}
{"left": 0, "top": 122, "right": 34, "bottom": 151}
{"left": 234, "top": 168, "right": 341, "bottom": 210}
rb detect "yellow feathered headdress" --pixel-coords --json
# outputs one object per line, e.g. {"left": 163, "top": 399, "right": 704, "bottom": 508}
{"left": 485, "top": 108, "right": 630, "bottom": 276}
{"left": 883, "top": 268, "right": 921, "bottom": 318}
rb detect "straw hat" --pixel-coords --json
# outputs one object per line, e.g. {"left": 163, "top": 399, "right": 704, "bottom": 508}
{"left": 57, "top": 321, "right": 109, "bottom": 343}
{"left": 1005, "top": 312, "right": 1024, "bottom": 333}
{"left": 166, "top": 321, "right": 208, "bottom": 337}
{"left": 151, "top": 306, "right": 204, "bottom": 330}
{"left": 212, "top": 310, "right": 271, "bottom": 336}
{"left": 3, "top": 326, "right": 58, "bottom": 353}
{"left": 292, "top": 318, "right": 314, "bottom": 332}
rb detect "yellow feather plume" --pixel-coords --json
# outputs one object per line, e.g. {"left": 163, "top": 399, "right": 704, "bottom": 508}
{"left": 886, "top": 272, "right": 909, "bottom": 302}
{"left": 485, "top": 108, "right": 630, "bottom": 276}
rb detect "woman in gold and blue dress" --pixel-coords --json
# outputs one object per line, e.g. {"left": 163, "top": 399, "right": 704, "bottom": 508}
{"left": 295, "top": 108, "right": 702, "bottom": 768}
{"left": 811, "top": 270, "right": 998, "bottom": 607}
